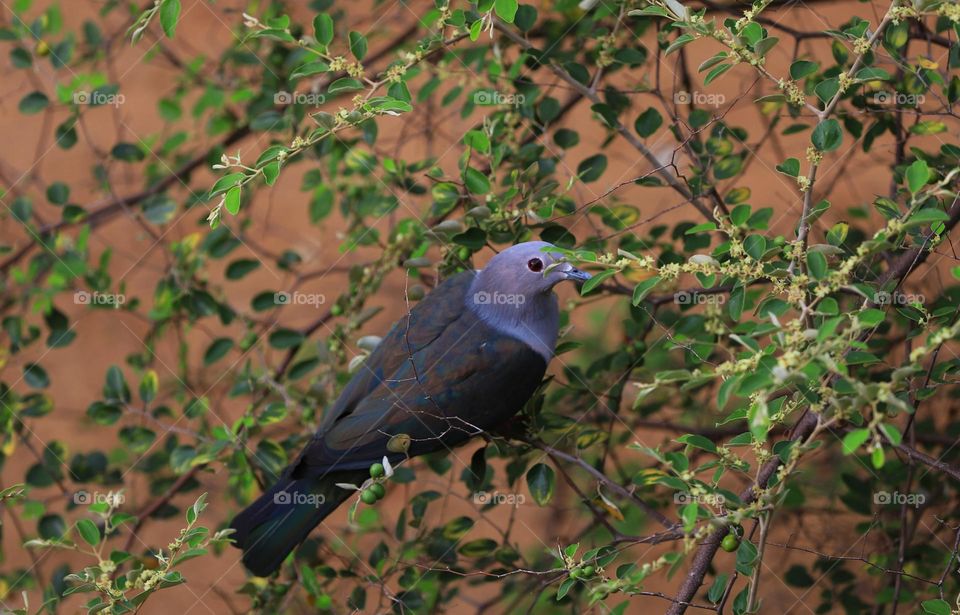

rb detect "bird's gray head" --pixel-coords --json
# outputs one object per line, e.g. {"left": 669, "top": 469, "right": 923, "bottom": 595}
{"left": 466, "top": 241, "right": 591, "bottom": 361}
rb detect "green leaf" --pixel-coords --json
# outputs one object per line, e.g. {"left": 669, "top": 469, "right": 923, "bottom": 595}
{"left": 704, "top": 63, "right": 732, "bottom": 85}
{"left": 313, "top": 14, "right": 334, "bottom": 46}
{"left": 46, "top": 182, "right": 69, "bottom": 205}
{"left": 905, "top": 159, "right": 930, "bottom": 193}
{"left": 577, "top": 154, "right": 607, "bottom": 183}
{"left": 224, "top": 186, "right": 241, "bottom": 215}
{"left": 105, "top": 366, "right": 130, "bottom": 402}
{"left": 814, "top": 78, "right": 839, "bottom": 104}
{"left": 19, "top": 91, "right": 49, "bottom": 114}
{"left": 463, "top": 130, "right": 490, "bottom": 153}
{"left": 806, "top": 251, "right": 827, "bottom": 279}
{"left": 634, "top": 108, "right": 662, "bottom": 138}
{"left": 811, "top": 119, "right": 842, "bottom": 152}
{"left": 348, "top": 31, "right": 367, "bottom": 60}
{"left": 858, "top": 308, "right": 885, "bottom": 327}
{"left": 184, "top": 397, "right": 209, "bottom": 419}
{"left": 159, "top": 0, "right": 180, "bottom": 38}
{"left": 227, "top": 259, "right": 260, "bottom": 280}
{"left": 686, "top": 223, "right": 716, "bottom": 234}
{"left": 463, "top": 167, "right": 490, "bottom": 194}
{"left": 204, "top": 338, "right": 233, "bottom": 365}
{"left": 579, "top": 269, "right": 615, "bottom": 296}
{"left": 631, "top": 276, "right": 661, "bottom": 305}
{"left": 526, "top": 463, "right": 555, "bottom": 506}
{"left": 665, "top": 34, "right": 694, "bottom": 55}
{"left": 269, "top": 328, "right": 304, "bottom": 349}
{"left": 262, "top": 161, "right": 280, "bottom": 186}
{"left": 139, "top": 370, "right": 158, "bottom": 403}
{"left": 111, "top": 142, "right": 145, "bottom": 162}
{"left": 910, "top": 120, "right": 947, "bottom": 135}
{"left": 76, "top": 519, "right": 100, "bottom": 546}
{"left": 748, "top": 399, "right": 770, "bottom": 442}
{"left": 921, "top": 599, "right": 951, "bottom": 615}
{"left": 842, "top": 428, "right": 870, "bottom": 454}
{"left": 905, "top": 208, "right": 949, "bottom": 228}
{"left": 291, "top": 61, "right": 330, "bottom": 79}
{"left": 855, "top": 67, "right": 890, "bottom": 81}
{"left": 494, "top": 0, "right": 518, "bottom": 23}
{"left": 24, "top": 363, "right": 49, "bottom": 389}
{"left": 676, "top": 434, "right": 718, "bottom": 454}
{"left": 789, "top": 60, "right": 819, "bottom": 79}
{"left": 879, "top": 423, "right": 902, "bottom": 446}
{"left": 743, "top": 235, "right": 766, "bottom": 260}
{"left": 682, "top": 502, "right": 698, "bottom": 531}
{"left": 328, "top": 78, "right": 363, "bottom": 95}
{"left": 776, "top": 157, "right": 800, "bottom": 177}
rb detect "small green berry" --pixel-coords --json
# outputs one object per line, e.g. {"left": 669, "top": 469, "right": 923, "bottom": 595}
{"left": 369, "top": 463, "right": 385, "bottom": 478}
{"left": 369, "top": 483, "right": 386, "bottom": 499}
{"left": 569, "top": 568, "right": 582, "bottom": 579}
{"left": 581, "top": 565, "right": 595, "bottom": 577}
{"left": 316, "top": 594, "right": 332, "bottom": 610}
{"left": 721, "top": 534, "right": 740, "bottom": 552}
{"left": 360, "top": 489, "right": 377, "bottom": 505}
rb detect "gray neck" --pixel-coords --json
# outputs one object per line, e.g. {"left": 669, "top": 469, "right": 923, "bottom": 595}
{"left": 466, "top": 273, "right": 559, "bottom": 363}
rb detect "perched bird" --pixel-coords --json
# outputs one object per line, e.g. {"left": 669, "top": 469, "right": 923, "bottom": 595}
{"left": 230, "top": 241, "right": 590, "bottom": 576}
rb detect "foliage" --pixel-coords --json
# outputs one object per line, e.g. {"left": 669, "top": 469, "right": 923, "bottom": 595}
{"left": 1, "top": 0, "right": 960, "bottom": 613}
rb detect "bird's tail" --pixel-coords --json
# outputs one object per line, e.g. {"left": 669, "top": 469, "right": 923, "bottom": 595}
{"left": 229, "top": 469, "right": 367, "bottom": 577}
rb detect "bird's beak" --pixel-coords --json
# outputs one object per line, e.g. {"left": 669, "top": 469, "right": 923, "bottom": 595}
{"left": 563, "top": 266, "right": 592, "bottom": 283}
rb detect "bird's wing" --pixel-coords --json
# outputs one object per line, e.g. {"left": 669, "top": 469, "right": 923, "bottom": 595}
{"left": 290, "top": 309, "right": 547, "bottom": 476}
{"left": 318, "top": 270, "right": 477, "bottom": 431}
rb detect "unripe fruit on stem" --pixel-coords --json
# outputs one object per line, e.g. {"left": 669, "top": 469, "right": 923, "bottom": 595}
{"left": 369, "top": 463, "right": 385, "bottom": 478}
{"left": 721, "top": 534, "right": 740, "bottom": 552}
{"left": 360, "top": 489, "right": 377, "bottom": 504}
{"left": 369, "top": 483, "right": 386, "bottom": 499}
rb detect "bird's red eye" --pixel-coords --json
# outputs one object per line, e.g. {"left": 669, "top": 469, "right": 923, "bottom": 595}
{"left": 527, "top": 258, "right": 544, "bottom": 272}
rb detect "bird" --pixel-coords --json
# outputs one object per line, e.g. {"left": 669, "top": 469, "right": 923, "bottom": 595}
{"left": 229, "top": 241, "right": 591, "bottom": 576}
